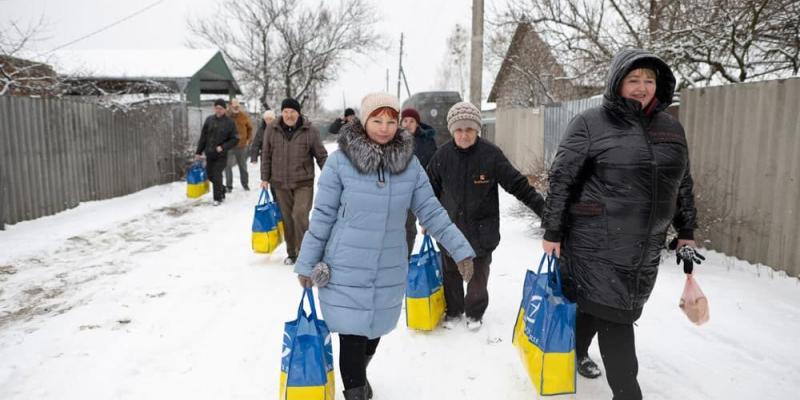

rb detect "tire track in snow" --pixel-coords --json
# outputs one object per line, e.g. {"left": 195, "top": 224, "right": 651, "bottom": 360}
{"left": 0, "top": 200, "right": 209, "bottom": 331}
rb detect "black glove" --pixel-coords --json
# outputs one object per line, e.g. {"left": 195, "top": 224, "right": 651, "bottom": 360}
{"left": 675, "top": 245, "right": 706, "bottom": 274}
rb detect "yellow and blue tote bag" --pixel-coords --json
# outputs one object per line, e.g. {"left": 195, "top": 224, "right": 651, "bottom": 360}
{"left": 512, "top": 254, "right": 576, "bottom": 396}
{"left": 405, "top": 235, "right": 446, "bottom": 330}
{"left": 279, "top": 288, "right": 335, "bottom": 400}
{"left": 186, "top": 161, "right": 209, "bottom": 198}
{"left": 252, "top": 189, "right": 284, "bottom": 253}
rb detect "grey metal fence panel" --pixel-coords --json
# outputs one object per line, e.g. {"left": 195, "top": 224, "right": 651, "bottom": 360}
{"left": 543, "top": 96, "right": 603, "bottom": 168}
{"left": 0, "top": 96, "right": 189, "bottom": 227}
{"left": 681, "top": 77, "right": 800, "bottom": 277}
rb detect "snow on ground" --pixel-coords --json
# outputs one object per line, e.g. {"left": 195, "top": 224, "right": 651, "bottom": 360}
{"left": 1, "top": 142, "right": 799, "bottom": 399}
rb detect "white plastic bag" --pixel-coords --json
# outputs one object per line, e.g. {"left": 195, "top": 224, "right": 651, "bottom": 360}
{"left": 679, "top": 274, "right": 710, "bottom": 325}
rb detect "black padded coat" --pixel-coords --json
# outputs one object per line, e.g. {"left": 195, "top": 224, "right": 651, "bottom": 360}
{"left": 542, "top": 49, "right": 698, "bottom": 323}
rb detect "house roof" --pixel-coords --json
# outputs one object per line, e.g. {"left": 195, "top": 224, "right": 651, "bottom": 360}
{"left": 488, "top": 23, "right": 564, "bottom": 103}
{"left": 43, "top": 48, "right": 222, "bottom": 80}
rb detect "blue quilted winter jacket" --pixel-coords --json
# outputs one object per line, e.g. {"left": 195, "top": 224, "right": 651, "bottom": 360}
{"left": 295, "top": 122, "right": 474, "bottom": 339}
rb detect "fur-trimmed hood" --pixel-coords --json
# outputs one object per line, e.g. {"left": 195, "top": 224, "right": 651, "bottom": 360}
{"left": 337, "top": 121, "right": 415, "bottom": 175}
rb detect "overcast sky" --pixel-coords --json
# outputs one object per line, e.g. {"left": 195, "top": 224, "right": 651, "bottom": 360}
{"left": 5, "top": 0, "right": 484, "bottom": 110}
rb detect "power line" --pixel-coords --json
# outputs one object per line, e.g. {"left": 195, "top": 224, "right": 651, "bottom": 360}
{"left": 40, "top": 0, "right": 165, "bottom": 56}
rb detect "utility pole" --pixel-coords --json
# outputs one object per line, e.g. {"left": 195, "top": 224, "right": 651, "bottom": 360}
{"left": 397, "top": 33, "right": 404, "bottom": 99}
{"left": 470, "top": 0, "right": 484, "bottom": 108}
{"left": 386, "top": 68, "right": 390, "bottom": 93}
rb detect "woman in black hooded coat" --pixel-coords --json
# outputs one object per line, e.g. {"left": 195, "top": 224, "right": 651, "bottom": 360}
{"left": 542, "top": 49, "right": 699, "bottom": 399}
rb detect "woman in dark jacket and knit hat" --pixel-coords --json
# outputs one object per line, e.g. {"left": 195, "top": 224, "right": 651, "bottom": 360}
{"left": 542, "top": 49, "right": 699, "bottom": 399}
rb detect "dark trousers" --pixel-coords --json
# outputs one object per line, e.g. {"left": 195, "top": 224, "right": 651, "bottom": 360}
{"left": 274, "top": 185, "right": 314, "bottom": 258}
{"left": 206, "top": 156, "right": 227, "bottom": 202}
{"left": 576, "top": 311, "right": 642, "bottom": 400}
{"left": 405, "top": 211, "right": 417, "bottom": 258}
{"left": 442, "top": 253, "right": 492, "bottom": 320}
{"left": 339, "top": 334, "right": 380, "bottom": 390}
{"left": 225, "top": 147, "right": 248, "bottom": 188}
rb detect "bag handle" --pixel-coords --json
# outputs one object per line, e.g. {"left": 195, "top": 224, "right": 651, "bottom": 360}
{"left": 536, "top": 253, "right": 564, "bottom": 296}
{"left": 420, "top": 234, "right": 434, "bottom": 253}
{"left": 296, "top": 287, "right": 319, "bottom": 320}
{"left": 257, "top": 188, "right": 272, "bottom": 206}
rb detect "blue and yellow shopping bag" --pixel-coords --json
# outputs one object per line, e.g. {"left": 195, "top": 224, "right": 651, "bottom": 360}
{"left": 186, "top": 161, "right": 209, "bottom": 198}
{"left": 512, "top": 254, "right": 576, "bottom": 395}
{"left": 252, "top": 189, "right": 284, "bottom": 253}
{"left": 279, "top": 288, "right": 335, "bottom": 400}
{"left": 405, "top": 235, "right": 446, "bottom": 330}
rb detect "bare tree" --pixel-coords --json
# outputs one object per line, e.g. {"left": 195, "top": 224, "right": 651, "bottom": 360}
{"left": 435, "top": 23, "right": 470, "bottom": 98}
{"left": 0, "top": 15, "right": 60, "bottom": 96}
{"left": 661, "top": 0, "right": 800, "bottom": 86}
{"left": 187, "top": 0, "right": 288, "bottom": 110}
{"left": 187, "top": 0, "right": 381, "bottom": 111}
{"left": 503, "top": 0, "right": 800, "bottom": 89}
{"left": 0, "top": 15, "right": 47, "bottom": 57}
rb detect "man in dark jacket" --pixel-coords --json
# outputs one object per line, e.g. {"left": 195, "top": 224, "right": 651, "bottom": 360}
{"left": 195, "top": 98, "right": 239, "bottom": 205}
{"left": 427, "top": 101, "right": 545, "bottom": 331}
{"left": 401, "top": 107, "right": 439, "bottom": 255}
{"left": 328, "top": 107, "right": 356, "bottom": 134}
{"left": 260, "top": 98, "right": 328, "bottom": 265}
{"left": 542, "top": 49, "right": 699, "bottom": 399}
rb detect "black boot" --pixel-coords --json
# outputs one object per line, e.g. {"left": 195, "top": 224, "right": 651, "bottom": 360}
{"left": 577, "top": 355, "right": 602, "bottom": 379}
{"left": 365, "top": 355, "right": 374, "bottom": 399}
{"left": 343, "top": 386, "right": 368, "bottom": 400}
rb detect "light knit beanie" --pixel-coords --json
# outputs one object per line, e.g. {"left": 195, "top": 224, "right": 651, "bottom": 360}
{"left": 360, "top": 92, "right": 400, "bottom": 124}
{"left": 446, "top": 101, "right": 482, "bottom": 133}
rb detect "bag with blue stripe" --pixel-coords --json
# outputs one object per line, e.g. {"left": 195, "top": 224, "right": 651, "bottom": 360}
{"left": 252, "top": 189, "right": 284, "bottom": 253}
{"left": 280, "top": 288, "right": 335, "bottom": 400}
{"left": 512, "top": 253, "right": 577, "bottom": 395}
{"left": 405, "top": 234, "right": 446, "bottom": 330}
{"left": 186, "top": 161, "right": 209, "bottom": 198}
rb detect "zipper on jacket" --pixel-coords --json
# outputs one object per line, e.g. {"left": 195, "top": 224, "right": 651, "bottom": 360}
{"left": 635, "top": 115, "right": 659, "bottom": 305}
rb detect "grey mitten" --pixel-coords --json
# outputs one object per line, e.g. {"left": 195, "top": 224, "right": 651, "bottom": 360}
{"left": 457, "top": 257, "right": 474, "bottom": 282}
{"left": 310, "top": 262, "right": 331, "bottom": 287}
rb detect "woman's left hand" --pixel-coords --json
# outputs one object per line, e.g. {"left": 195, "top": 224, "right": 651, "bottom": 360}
{"left": 297, "top": 274, "right": 313, "bottom": 288}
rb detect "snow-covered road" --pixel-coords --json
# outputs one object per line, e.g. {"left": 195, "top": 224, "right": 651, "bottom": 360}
{"left": 1, "top": 144, "right": 799, "bottom": 399}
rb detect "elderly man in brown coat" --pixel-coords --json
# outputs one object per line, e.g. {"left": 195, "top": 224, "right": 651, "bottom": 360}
{"left": 261, "top": 98, "right": 328, "bottom": 265}
{"left": 226, "top": 98, "right": 253, "bottom": 191}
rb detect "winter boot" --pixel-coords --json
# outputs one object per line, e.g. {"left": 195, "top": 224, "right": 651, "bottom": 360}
{"left": 365, "top": 355, "right": 374, "bottom": 399}
{"left": 343, "top": 386, "right": 368, "bottom": 400}
{"left": 442, "top": 314, "right": 463, "bottom": 329}
{"left": 577, "top": 356, "right": 602, "bottom": 379}
{"left": 466, "top": 316, "right": 483, "bottom": 331}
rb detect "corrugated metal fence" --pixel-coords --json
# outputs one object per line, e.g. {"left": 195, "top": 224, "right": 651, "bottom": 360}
{"left": 543, "top": 96, "right": 602, "bottom": 167}
{"left": 494, "top": 108, "right": 544, "bottom": 175}
{"left": 681, "top": 77, "right": 800, "bottom": 277}
{"left": 0, "top": 96, "right": 189, "bottom": 229}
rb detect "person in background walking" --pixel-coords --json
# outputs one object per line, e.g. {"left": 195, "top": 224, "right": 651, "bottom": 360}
{"left": 294, "top": 92, "right": 475, "bottom": 400}
{"left": 250, "top": 109, "right": 275, "bottom": 164}
{"left": 225, "top": 98, "right": 253, "bottom": 191}
{"left": 427, "top": 101, "right": 545, "bottom": 331}
{"left": 195, "top": 99, "right": 239, "bottom": 206}
{"left": 400, "top": 107, "right": 438, "bottom": 256}
{"left": 328, "top": 107, "right": 356, "bottom": 135}
{"left": 542, "top": 49, "right": 699, "bottom": 400}
{"left": 260, "top": 98, "right": 327, "bottom": 265}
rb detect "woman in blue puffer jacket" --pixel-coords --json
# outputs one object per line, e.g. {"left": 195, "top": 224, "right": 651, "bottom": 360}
{"left": 294, "top": 92, "right": 475, "bottom": 400}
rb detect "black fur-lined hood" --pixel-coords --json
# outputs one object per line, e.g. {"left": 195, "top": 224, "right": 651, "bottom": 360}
{"left": 337, "top": 121, "right": 415, "bottom": 174}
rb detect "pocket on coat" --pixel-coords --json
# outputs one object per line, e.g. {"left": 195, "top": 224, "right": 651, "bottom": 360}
{"left": 565, "top": 203, "right": 608, "bottom": 250}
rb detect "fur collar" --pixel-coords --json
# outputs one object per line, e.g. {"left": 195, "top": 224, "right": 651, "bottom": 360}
{"left": 337, "top": 121, "right": 414, "bottom": 174}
